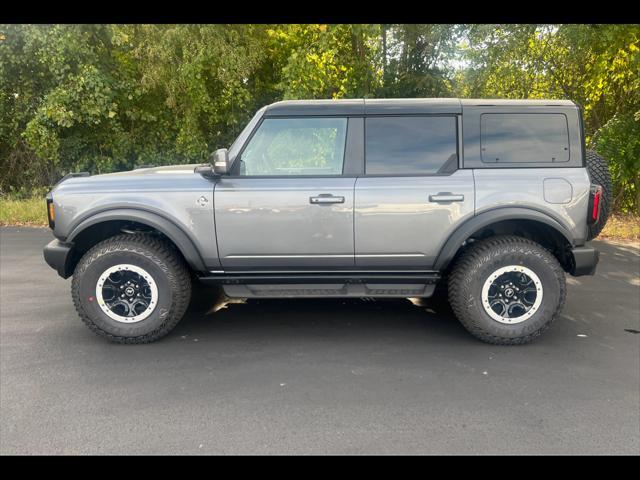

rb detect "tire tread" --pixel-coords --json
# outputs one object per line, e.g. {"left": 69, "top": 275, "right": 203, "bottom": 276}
{"left": 71, "top": 234, "right": 191, "bottom": 344}
{"left": 585, "top": 149, "right": 612, "bottom": 240}
{"left": 448, "top": 235, "right": 566, "bottom": 345}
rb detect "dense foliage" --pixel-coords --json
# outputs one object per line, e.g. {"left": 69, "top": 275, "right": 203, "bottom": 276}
{"left": 1, "top": 24, "right": 638, "bottom": 211}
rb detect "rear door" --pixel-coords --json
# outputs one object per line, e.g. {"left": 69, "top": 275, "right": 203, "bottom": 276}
{"left": 354, "top": 115, "right": 474, "bottom": 268}
{"left": 214, "top": 116, "right": 356, "bottom": 269}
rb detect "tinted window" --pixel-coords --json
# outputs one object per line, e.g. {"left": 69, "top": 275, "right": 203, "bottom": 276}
{"left": 480, "top": 113, "right": 570, "bottom": 163}
{"left": 238, "top": 117, "right": 347, "bottom": 176}
{"left": 365, "top": 116, "right": 458, "bottom": 175}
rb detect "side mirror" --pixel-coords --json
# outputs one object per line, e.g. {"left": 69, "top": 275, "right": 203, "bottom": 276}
{"left": 212, "top": 148, "right": 229, "bottom": 175}
{"left": 195, "top": 148, "right": 229, "bottom": 179}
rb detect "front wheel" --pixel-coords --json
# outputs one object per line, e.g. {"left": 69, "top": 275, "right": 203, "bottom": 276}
{"left": 448, "top": 236, "right": 566, "bottom": 345}
{"left": 71, "top": 234, "right": 192, "bottom": 343}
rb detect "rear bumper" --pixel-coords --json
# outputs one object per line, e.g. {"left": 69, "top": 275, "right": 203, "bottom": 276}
{"left": 43, "top": 239, "right": 74, "bottom": 279}
{"left": 570, "top": 246, "right": 599, "bottom": 276}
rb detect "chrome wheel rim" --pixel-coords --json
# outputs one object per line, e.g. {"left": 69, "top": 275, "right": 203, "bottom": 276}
{"left": 96, "top": 264, "right": 158, "bottom": 323}
{"left": 481, "top": 265, "right": 543, "bottom": 324}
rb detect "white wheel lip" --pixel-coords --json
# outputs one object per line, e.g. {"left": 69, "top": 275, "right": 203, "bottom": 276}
{"left": 481, "top": 265, "right": 543, "bottom": 325}
{"left": 95, "top": 264, "right": 158, "bottom": 324}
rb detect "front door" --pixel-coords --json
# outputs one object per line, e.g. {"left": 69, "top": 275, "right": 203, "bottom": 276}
{"left": 214, "top": 116, "right": 356, "bottom": 269}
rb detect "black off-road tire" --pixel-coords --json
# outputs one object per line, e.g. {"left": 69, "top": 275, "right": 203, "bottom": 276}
{"left": 448, "top": 236, "right": 566, "bottom": 345}
{"left": 71, "top": 234, "right": 192, "bottom": 344}
{"left": 585, "top": 149, "right": 612, "bottom": 240}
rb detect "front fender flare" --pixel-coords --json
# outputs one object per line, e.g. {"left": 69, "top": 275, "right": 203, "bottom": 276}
{"left": 66, "top": 208, "right": 207, "bottom": 272}
{"left": 433, "top": 207, "right": 575, "bottom": 271}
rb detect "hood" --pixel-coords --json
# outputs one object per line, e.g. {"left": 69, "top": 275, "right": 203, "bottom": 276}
{"left": 94, "top": 164, "right": 200, "bottom": 177}
{"left": 51, "top": 164, "right": 209, "bottom": 195}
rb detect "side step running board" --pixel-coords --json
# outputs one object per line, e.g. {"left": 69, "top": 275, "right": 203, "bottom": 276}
{"left": 199, "top": 271, "right": 440, "bottom": 285}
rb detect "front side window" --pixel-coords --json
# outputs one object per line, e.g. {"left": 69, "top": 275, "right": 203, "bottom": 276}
{"left": 365, "top": 116, "right": 458, "bottom": 175}
{"left": 237, "top": 117, "right": 348, "bottom": 176}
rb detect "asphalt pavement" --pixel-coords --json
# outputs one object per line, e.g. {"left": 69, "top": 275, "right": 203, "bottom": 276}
{"left": 1, "top": 227, "right": 638, "bottom": 454}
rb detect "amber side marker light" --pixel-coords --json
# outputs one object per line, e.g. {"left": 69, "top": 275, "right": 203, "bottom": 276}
{"left": 47, "top": 198, "right": 55, "bottom": 229}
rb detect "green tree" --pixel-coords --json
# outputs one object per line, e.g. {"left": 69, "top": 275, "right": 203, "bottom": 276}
{"left": 269, "top": 24, "right": 382, "bottom": 99}
{"left": 379, "top": 24, "right": 459, "bottom": 98}
{"left": 0, "top": 24, "right": 276, "bottom": 193}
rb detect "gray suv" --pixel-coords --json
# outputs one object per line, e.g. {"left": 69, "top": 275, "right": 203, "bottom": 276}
{"left": 43, "top": 98, "right": 610, "bottom": 345}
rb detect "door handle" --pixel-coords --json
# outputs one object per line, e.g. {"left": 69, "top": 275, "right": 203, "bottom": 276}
{"left": 429, "top": 193, "right": 465, "bottom": 203}
{"left": 310, "top": 194, "right": 345, "bottom": 204}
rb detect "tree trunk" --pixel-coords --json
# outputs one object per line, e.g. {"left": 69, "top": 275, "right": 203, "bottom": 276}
{"left": 382, "top": 24, "right": 387, "bottom": 91}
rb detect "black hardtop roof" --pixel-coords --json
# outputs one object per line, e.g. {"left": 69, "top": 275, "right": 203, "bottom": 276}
{"left": 264, "top": 98, "right": 576, "bottom": 116}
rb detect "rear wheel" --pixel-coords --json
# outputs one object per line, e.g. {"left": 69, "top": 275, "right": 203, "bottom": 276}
{"left": 71, "top": 234, "right": 191, "bottom": 343}
{"left": 448, "top": 236, "right": 566, "bottom": 345}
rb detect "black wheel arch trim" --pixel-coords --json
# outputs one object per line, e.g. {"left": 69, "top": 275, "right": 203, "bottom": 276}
{"left": 65, "top": 208, "right": 207, "bottom": 273}
{"left": 433, "top": 207, "right": 576, "bottom": 271}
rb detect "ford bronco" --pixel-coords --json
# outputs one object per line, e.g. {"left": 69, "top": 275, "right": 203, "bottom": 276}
{"left": 43, "top": 98, "right": 610, "bottom": 345}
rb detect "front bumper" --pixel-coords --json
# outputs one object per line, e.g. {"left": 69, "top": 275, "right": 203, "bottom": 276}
{"left": 570, "top": 246, "right": 599, "bottom": 276}
{"left": 43, "top": 239, "right": 74, "bottom": 279}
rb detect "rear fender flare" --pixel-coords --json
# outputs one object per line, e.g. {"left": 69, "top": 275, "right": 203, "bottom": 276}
{"left": 433, "top": 207, "right": 575, "bottom": 271}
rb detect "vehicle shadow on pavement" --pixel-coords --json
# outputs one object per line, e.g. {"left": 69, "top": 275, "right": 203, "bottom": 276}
{"left": 172, "top": 293, "right": 471, "bottom": 345}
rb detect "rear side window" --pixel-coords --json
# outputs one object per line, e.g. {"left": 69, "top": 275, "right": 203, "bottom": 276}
{"left": 480, "top": 113, "right": 570, "bottom": 163}
{"left": 365, "top": 116, "right": 458, "bottom": 175}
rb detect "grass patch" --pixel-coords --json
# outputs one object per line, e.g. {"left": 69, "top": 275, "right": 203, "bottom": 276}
{"left": 599, "top": 213, "right": 639, "bottom": 243}
{"left": 0, "top": 196, "right": 48, "bottom": 227}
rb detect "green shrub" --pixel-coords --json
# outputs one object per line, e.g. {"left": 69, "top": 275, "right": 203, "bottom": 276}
{"left": 591, "top": 111, "right": 640, "bottom": 214}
